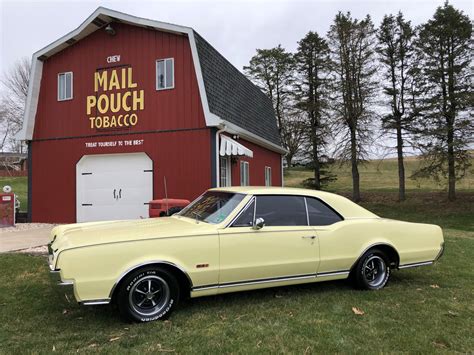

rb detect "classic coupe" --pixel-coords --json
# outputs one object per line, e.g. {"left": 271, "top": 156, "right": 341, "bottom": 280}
{"left": 48, "top": 187, "right": 444, "bottom": 322}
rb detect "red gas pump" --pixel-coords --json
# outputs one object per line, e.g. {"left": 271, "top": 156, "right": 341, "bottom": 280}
{"left": 0, "top": 186, "right": 16, "bottom": 227}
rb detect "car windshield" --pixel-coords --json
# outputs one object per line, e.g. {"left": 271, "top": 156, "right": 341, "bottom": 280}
{"left": 179, "top": 191, "right": 245, "bottom": 224}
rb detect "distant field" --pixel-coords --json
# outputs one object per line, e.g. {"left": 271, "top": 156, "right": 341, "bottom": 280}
{"left": 285, "top": 157, "right": 474, "bottom": 193}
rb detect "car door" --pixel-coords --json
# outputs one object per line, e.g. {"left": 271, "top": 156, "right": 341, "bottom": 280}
{"left": 218, "top": 195, "right": 320, "bottom": 288}
{"left": 304, "top": 196, "right": 347, "bottom": 275}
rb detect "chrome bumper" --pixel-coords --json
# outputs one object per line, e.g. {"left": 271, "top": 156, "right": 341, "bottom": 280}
{"left": 48, "top": 243, "right": 72, "bottom": 287}
{"left": 435, "top": 242, "right": 445, "bottom": 261}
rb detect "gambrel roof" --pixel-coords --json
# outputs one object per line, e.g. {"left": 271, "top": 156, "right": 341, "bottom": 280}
{"left": 17, "top": 7, "right": 284, "bottom": 153}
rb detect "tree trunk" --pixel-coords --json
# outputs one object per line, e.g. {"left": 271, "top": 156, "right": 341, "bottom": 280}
{"left": 396, "top": 124, "right": 406, "bottom": 201}
{"left": 313, "top": 140, "right": 321, "bottom": 190}
{"left": 285, "top": 155, "right": 293, "bottom": 169}
{"left": 447, "top": 120, "right": 456, "bottom": 201}
{"left": 350, "top": 127, "right": 360, "bottom": 201}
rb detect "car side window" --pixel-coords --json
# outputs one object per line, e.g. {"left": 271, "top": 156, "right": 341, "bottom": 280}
{"left": 256, "top": 195, "right": 307, "bottom": 226}
{"left": 232, "top": 199, "right": 255, "bottom": 227}
{"left": 305, "top": 197, "right": 342, "bottom": 226}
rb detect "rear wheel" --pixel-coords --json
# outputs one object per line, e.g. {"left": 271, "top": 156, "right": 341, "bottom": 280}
{"left": 117, "top": 267, "right": 180, "bottom": 322}
{"left": 353, "top": 249, "right": 390, "bottom": 290}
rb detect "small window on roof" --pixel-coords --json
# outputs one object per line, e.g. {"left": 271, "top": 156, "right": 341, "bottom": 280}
{"left": 156, "top": 58, "right": 174, "bottom": 90}
{"left": 58, "top": 72, "right": 73, "bottom": 101}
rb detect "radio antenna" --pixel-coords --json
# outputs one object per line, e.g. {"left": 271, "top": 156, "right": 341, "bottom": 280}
{"left": 164, "top": 176, "right": 169, "bottom": 215}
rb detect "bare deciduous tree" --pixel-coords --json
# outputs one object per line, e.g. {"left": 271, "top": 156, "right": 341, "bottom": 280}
{"left": 1, "top": 57, "right": 30, "bottom": 152}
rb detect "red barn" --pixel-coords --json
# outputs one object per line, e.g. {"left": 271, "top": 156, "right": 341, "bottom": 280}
{"left": 16, "top": 7, "right": 285, "bottom": 223}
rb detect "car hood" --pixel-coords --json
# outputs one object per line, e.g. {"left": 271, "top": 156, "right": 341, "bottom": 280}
{"left": 50, "top": 216, "right": 217, "bottom": 253}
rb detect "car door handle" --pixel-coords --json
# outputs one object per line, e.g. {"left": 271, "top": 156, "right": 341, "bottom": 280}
{"left": 302, "top": 235, "right": 317, "bottom": 240}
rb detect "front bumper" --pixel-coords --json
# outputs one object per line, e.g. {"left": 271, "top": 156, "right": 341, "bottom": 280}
{"left": 47, "top": 243, "right": 73, "bottom": 287}
{"left": 435, "top": 242, "right": 445, "bottom": 261}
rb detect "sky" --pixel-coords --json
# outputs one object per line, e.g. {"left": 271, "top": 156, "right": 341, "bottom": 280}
{"left": 1, "top": 0, "right": 473, "bottom": 74}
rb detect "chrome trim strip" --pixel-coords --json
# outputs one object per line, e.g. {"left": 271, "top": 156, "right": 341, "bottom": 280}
{"left": 317, "top": 270, "right": 350, "bottom": 277}
{"left": 192, "top": 269, "right": 352, "bottom": 291}
{"left": 81, "top": 299, "right": 111, "bottom": 306}
{"left": 398, "top": 261, "right": 434, "bottom": 269}
{"left": 219, "top": 274, "right": 317, "bottom": 289}
{"left": 304, "top": 197, "right": 310, "bottom": 226}
{"left": 225, "top": 196, "right": 255, "bottom": 228}
{"left": 218, "top": 228, "right": 318, "bottom": 236}
{"left": 435, "top": 243, "right": 445, "bottom": 261}
{"left": 58, "top": 280, "right": 74, "bottom": 286}
{"left": 108, "top": 260, "right": 193, "bottom": 299}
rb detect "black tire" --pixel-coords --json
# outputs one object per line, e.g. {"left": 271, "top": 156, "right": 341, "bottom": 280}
{"left": 117, "top": 267, "right": 180, "bottom": 322}
{"left": 353, "top": 249, "right": 390, "bottom": 290}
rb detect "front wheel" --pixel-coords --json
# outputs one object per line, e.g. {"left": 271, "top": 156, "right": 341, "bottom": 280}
{"left": 117, "top": 267, "right": 180, "bottom": 322}
{"left": 353, "top": 249, "right": 390, "bottom": 290}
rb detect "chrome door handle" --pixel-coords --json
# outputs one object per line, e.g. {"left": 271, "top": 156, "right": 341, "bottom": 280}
{"left": 302, "top": 235, "right": 316, "bottom": 240}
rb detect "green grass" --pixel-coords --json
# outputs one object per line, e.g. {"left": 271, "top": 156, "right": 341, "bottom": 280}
{"left": 0, "top": 176, "right": 27, "bottom": 211}
{"left": 0, "top": 200, "right": 473, "bottom": 353}
{"left": 285, "top": 157, "right": 474, "bottom": 192}
{"left": 1, "top": 159, "right": 473, "bottom": 352}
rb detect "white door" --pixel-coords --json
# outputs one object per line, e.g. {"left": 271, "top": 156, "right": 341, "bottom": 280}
{"left": 76, "top": 153, "right": 153, "bottom": 222}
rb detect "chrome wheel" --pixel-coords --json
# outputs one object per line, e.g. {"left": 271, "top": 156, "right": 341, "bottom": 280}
{"left": 363, "top": 255, "right": 387, "bottom": 288}
{"left": 128, "top": 275, "right": 170, "bottom": 317}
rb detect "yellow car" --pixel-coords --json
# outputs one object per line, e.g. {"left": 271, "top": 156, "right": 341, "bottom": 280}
{"left": 48, "top": 187, "right": 444, "bottom": 322}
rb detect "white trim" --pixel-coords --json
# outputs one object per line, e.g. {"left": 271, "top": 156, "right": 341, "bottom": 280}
{"left": 16, "top": 7, "right": 220, "bottom": 141}
{"left": 15, "top": 6, "right": 286, "bottom": 157}
{"left": 57, "top": 71, "right": 73, "bottom": 101}
{"left": 281, "top": 156, "right": 284, "bottom": 187}
{"left": 218, "top": 120, "right": 287, "bottom": 155}
{"left": 156, "top": 58, "right": 175, "bottom": 90}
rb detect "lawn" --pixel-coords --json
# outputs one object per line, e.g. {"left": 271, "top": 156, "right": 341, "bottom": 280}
{"left": 285, "top": 156, "right": 474, "bottom": 193}
{"left": 0, "top": 195, "right": 473, "bottom": 352}
{"left": 1, "top": 160, "right": 473, "bottom": 352}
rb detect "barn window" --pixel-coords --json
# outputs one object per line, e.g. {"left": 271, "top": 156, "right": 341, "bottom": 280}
{"left": 265, "top": 166, "right": 272, "bottom": 186}
{"left": 57, "top": 72, "right": 73, "bottom": 101}
{"left": 156, "top": 58, "right": 174, "bottom": 90}
{"left": 240, "top": 161, "right": 250, "bottom": 186}
{"left": 220, "top": 157, "right": 231, "bottom": 187}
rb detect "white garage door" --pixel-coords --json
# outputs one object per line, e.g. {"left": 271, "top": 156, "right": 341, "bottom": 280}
{"left": 76, "top": 153, "right": 153, "bottom": 222}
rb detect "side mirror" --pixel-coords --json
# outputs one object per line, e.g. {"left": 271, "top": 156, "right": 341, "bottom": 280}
{"left": 253, "top": 217, "right": 265, "bottom": 230}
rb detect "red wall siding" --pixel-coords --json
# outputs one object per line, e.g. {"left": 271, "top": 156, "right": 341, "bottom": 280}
{"left": 34, "top": 22, "right": 205, "bottom": 140}
{"left": 230, "top": 137, "right": 282, "bottom": 187}
{"left": 31, "top": 130, "right": 211, "bottom": 223}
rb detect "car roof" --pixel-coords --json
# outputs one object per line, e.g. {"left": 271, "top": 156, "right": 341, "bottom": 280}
{"left": 209, "top": 186, "right": 378, "bottom": 219}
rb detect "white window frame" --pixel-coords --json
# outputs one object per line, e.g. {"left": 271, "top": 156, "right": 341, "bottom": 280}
{"left": 156, "top": 58, "right": 175, "bottom": 90}
{"left": 57, "top": 72, "right": 73, "bottom": 101}
{"left": 265, "top": 166, "right": 272, "bottom": 186}
{"left": 240, "top": 161, "right": 250, "bottom": 186}
{"left": 220, "top": 156, "right": 232, "bottom": 187}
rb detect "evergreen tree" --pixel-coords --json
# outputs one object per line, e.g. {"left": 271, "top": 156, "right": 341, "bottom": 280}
{"left": 413, "top": 2, "right": 473, "bottom": 201}
{"left": 376, "top": 12, "right": 416, "bottom": 201}
{"left": 294, "top": 31, "right": 334, "bottom": 189}
{"left": 328, "top": 12, "right": 378, "bottom": 201}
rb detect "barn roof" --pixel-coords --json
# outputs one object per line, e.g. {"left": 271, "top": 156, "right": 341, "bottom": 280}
{"left": 193, "top": 33, "right": 281, "bottom": 148}
{"left": 16, "top": 7, "right": 285, "bottom": 154}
